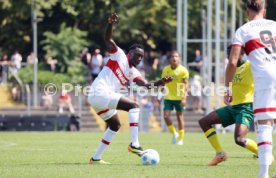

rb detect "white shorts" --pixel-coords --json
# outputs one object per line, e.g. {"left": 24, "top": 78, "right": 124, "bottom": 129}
{"left": 254, "top": 88, "right": 276, "bottom": 120}
{"left": 88, "top": 90, "right": 122, "bottom": 121}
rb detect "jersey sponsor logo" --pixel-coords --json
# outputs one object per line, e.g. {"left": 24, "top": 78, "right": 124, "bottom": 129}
{"left": 106, "top": 59, "right": 129, "bottom": 85}
{"left": 239, "top": 66, "right": 245, "bottom": 73}
{"left": 233, "top": 74, "right": 242, "bottom": 83}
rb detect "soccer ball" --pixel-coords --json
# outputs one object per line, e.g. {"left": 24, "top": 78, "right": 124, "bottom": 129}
{"left": 141, "top": 149, "right": 160, "bottom": 165}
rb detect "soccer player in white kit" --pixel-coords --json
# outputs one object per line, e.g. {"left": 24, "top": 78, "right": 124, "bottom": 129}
{"left": 225, "top": 1, "right": 276, "bottom": 177}
{"left": 88, "top": 13, "right": 173, "bottom": 164}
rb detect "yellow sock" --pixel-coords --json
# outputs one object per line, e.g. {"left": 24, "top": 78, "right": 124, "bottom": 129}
{"left": 245, "top": 138, "right": 258, "bottom": 155}
{"left": 204, "top": 128, "right": 223, "bottom": 153}
{"left": 178, "top": 129, "right": 184, "bottom": 140}
{"left": 168, "top": 125, "right": 177, "bottom": 135}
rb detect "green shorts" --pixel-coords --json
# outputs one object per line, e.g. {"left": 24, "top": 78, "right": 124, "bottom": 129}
{"left": 216, "top": 103, "right": 253, "bottom": 128}
{"left": 164, "top": 100, "right": 184, "bottom": 112}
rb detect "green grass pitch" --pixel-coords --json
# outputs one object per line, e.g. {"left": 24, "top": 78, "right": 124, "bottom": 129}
{"left": 0, "top": 132, "right": 276, "bottom": 178}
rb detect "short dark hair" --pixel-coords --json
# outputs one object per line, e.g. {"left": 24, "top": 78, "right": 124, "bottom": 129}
{"left": 169, "top": 50, "right": 180, "bottom": 58}
{"left": 246, "top": 0, "right": 265, "bottom": 13}
{"left": 128, "top": 43, "right": 144, "bottom": 53}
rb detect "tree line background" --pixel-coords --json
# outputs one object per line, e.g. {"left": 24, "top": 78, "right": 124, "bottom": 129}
{"left": 0, "top": 0, "right": 276, "bottom": 85}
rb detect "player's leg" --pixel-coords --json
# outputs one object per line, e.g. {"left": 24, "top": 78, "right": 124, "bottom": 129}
{"left": 234, "top": 124, "right": 258, "bottom": 155}
{"left": 254, "top": 88, "right": 276, "bottom": 178}
{"left": 198, "top": 109, "right": 229, "bottom": 166}
{"left": 199, "top": 111, "right": 223, "bottom": 153}
{"left": 163, "top": 100, "right": 178, "bottom": 144}
{"left": 233, "top": 104, "right": 258, "bottom": 155}
{"left": 116, "top": 96, "right": 143, "bottom": 155}
{"left": 256, "top": 120, "right": 274, "bottom": 178}
{"left": 90, "top": 114, "right": 120, "bottom": 164}
{"left": 164, "top": 110, "right": 179, "bottom": 144}
{"left": 88, "top": 91, "right": 121, "bottom": 164}
{"left": 174, "top": 101, "right": 185, "bottom": 145}
{"left": 176, "top": 111, "right": 184, "bottom": 145}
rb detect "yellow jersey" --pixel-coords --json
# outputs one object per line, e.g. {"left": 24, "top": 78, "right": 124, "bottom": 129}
{"left": 162, "top": 65, "right": 189, "bottom": 100}
{"left": 231, "top": 60, "right": 254, "bottom": 105}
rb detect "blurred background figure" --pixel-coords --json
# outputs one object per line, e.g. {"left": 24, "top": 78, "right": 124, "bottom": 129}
{"left": 68, "top": 114, "right": 80, "bottom": 131}
{"left": 193, "top": 49, "right": 203, "bottom": 73}
{"left": 59, "top": 90, "right": 75, "bottom": 114}
{"left": 143, "top": 50, "right": 154, "bottom": 78}
{"left": 11, "top": 84, "right": 21, "bottom": 102}
{"left": 46, "top": 55, "right": 58, "bottom": 72}
{"left": 27, "top": 52, "right": 36, "bottom": 65}
{"left": 148, "top": 57, "right": 161, "bottom": 81}
{"left": 41, "top": 92, "right": 53, "bottom": 110}
{"left": 159, "top": 51, "right": 170, "bottom": 69}
{"left": 0, "top": 54, "right": 9, "bottom": 83}
{"left": 80, "top": 48, "right": 92, "bottom": 84}
{"left": 140, "top": 96, "right": 154, "bottom": 132}
{"left": 10, "top": 51, "right": 22, "bottom": 74}
{"left": 190, "top": 74, "right": 203, "bottom": 113}
{"left": 89, "top": 48, "right": 103, "bottom": 82}
{"left": 80, "top": 48, "right": 91, "bottom": 66}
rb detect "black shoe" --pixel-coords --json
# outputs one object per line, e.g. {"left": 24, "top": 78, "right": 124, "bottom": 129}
{"left": 128, "top": 143, "right": 143, "bottom": 157}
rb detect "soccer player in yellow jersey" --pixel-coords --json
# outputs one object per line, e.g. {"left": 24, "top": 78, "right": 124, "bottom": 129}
{"left": 162, "top": 51, "right": 189, "bottom": 145}
{"left": 199, "top": 45, "right": 258, "bottom": 166}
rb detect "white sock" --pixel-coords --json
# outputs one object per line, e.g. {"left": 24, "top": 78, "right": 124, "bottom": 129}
{"left": 129, "top": 108, "right": 140, "bottom": 147}
{"left": 92, "top": 128, "right": 117, "bottom": 160}
{"left": 257, "top": 124, "right": 273, "bottom": 178}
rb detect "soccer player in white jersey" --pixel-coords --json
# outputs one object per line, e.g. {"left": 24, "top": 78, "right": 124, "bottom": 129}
{"left": 225, "top": 1, "right": 276, "bottom": 177}
{"left": 88, "top": 13, "right": 173, "bottom": 165}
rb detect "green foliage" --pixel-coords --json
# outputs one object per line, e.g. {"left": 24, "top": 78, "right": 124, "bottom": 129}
{"left": 107, "top": 0, "right": 176, "bottom": 49}
{"left": 41, "top": 23, "right": 89, "bottom": 73}
{"left": 67, "top": 60, "right": 87, "bottom": 85}
{"left": 0, "top": 0, "right": 59, "bottom": 54}
{"left": 17, "top": 65, "right": 71, "bottom": 90}
{"left": 1, "top": 0, "right": 276, "bottom": 66}
{"left": 1, "top": 0, "right": 276, "bottom": 54}
{"left": 16, "top": 65, "right": 33, "bottom": 84}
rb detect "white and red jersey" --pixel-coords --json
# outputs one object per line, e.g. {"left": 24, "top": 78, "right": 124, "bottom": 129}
{"left": 232, "top": 19, "right": 276, "bottom": 91}
{"left": 90, "top": 47, "right": 142, "bottom": 94}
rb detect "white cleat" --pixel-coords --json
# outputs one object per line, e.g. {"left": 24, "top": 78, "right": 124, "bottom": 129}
{"left": 171, "top": 133, "right": 179, "bottom": 144}
{"left": 259, "top": 175, "right": 269, "bottom": 178}
{"left": 177, "top": 140, "right": 183, "bottom": 145}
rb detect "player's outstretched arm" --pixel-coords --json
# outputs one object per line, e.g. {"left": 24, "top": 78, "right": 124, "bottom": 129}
{"left": 135, "top": 76, "right": 173, "bottom": 89}
{"left": 105, "top": 13, "right": 118, "bottom": 52}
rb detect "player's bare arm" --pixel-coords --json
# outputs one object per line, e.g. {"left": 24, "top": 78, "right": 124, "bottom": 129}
{"left": 224, "top": 45, "right": 242, "bottom": 105}
{"left": 135, "top": 76, "right": 173, "bottom": 89}
{"left": 181, "top": 79, "right": 189, "bottom": 107}
{"left": 105, "top": 13, "right": 118, "bottom": 52}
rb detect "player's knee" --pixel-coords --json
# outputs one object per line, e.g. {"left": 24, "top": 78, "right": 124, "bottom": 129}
{"left": 108, "top": 119, "right": 121, "bottom": 131}
{"left": 109, "top": 122, "right": 121, "bottom": 131}
{"left": 198, "top": 118, "right": 206, "bottom": 128}
{"left": 164, "top": 113, "right": 170, "bottom": 119}
{"left": 235, "top": 136, "right": 246, "bottom": 147}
